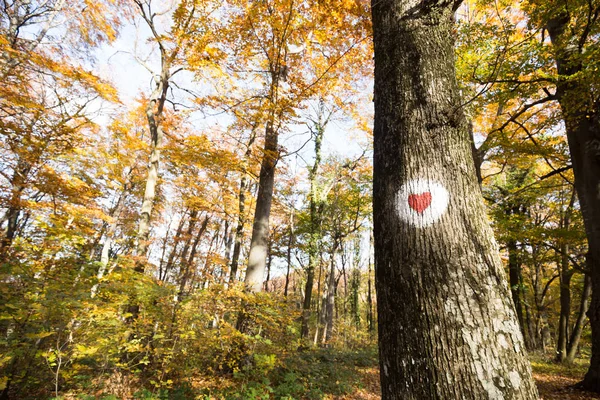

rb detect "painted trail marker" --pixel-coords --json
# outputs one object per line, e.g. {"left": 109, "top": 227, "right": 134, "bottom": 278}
{"left": 397, "top": 179, "right": 449, "bottom": 227}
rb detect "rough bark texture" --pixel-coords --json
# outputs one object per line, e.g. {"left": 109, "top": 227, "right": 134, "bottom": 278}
{"left": 547, "top": 14, "right": 600, "bottom": 391}
{"left": 371, "top": 1, "right": 539, "bottom": 398}
{"left": 244, "top": 122, "right": 278, "bottom": 292}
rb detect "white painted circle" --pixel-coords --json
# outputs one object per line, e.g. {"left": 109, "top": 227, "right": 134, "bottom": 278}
{"left": 396, "top": 179, "right": 449, "bottom": 228}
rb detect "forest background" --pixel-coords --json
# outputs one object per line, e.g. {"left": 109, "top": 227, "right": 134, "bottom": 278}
{"left": 0, "top": 0, "right": 597, "bottom": 398}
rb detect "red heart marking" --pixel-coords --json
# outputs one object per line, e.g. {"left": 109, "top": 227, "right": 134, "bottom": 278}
{"left": 408, "top": 192, "right": 432, "bottom": 214}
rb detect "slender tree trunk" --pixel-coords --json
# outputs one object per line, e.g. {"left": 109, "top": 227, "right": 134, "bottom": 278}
{"left": 91, "top": 188, "right": 128, "bottom": 297}
{"left": 556, "top": 248, "right": 572, "bottom": 363}
{"left": 229, "top": 174, "right": 247, "bottom": 283}
{"left": 161, "top": 211, "right": 188, "bottom": 282}
{"left": 312, "top": 250, "right": 324, "bottom": 342}
{"left": 350, "top": 268, "right": 360, "bottom": 329}
{"left": 367, "top": 240, "right": 374, "bottom": 334}
{"left": 264, "top": 239, "right": 273, "bottom": 292}
{"left": 371, "top": 1, "right": 539, "bottom": 398}
{"left": 134, "top": 71, "right": 169, "bottom": 273}
{"left": 566, "top": 274, "right": 592, "bottom": 363}
{"left": 316, "top": 263, "right": 329, "bottom": 345}
{"left": 178, "top": 215, "right": 209, "bottom": 298}
{"left": 229, "top": 131, "right": 256, "bottom": 283}
{"left": 547, "top": 14, "right": 600, "bottom": 391}
{"left": 284, "top": 208, "right": 294, "bottom": 296}
{"left": 521, "top": 269, "right": 537, "bottom": 351}
{"left": 324, "top": 258, "right": 337, "bottom": 345}
{"left": 508, "top": 240, "right": 527, "bottom": 343}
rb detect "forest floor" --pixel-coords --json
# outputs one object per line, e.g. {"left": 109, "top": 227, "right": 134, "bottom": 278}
{"left": 64, "top": 347, "right": 600, "bottom": 399}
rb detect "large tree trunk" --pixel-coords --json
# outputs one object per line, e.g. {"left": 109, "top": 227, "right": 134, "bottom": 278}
{"left": 547, "top": 14, "right": 600, "bottom": 390}
{"left": 371, "top": 1, "right": 539, "bottom": 398}
{"left": 244, "top": 122, "right": 279, "bottom": 292}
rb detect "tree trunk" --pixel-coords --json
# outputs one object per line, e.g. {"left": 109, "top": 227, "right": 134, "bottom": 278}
{"left": 244, "top": 122, "right": 279, "bottom": 292}
{"left": 367, "top": 238, "right": 375, "bottom": 334}
{"left": 324, "top": 259, "right": 337, "bottom": 345}
{"left": 371, "top": 1, "right": 539, "bottom": 398}
{"left": 284, "top": 208, "right": 294, "bottom": 296}
{"left": 508, "top": 240, "right": 527, "bottom": 343}
{"left": 556, "top": 247, "right": 572, "bottom": 363}
{"left": 229, "top": 130, "right": 256, "bottom": 283}
{"left": 264, "top": 239, "right": 273, "bottom": 292}
{"left": 566, "top": 274, "right": 592, "bottom": 363}
{"left": 91, "top": 187, "right": 128, "bottom": 297}
{"left": 301, "top": 121, "right": 324, "bottom": 339}
{"left": 134, "top": 71, "right": 168, "bottom": 273}
{"left": 547, "top": 13, "right": 600, "bottom": 392}
{"left": 350, "top": 268, "right": 360, "bottom": 330}
{"left": 229, "top": 173, "right": 248, "bottom": 283}
{"left": 161, "top": 210, "right": 188, "bottom": 282}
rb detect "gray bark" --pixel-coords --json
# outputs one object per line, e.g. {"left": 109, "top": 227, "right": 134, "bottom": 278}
{"left": 244, "top": 122, "right": 279, "bottom": 292}
{"left": 371, "top": 0, "right": 539, "bottom": 398}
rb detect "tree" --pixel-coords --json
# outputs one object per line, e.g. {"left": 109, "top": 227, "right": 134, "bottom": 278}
{"left": 183, "top": 0, "right": 371, "bottom": 292}
{"left": 457, "top": 0, "right": 600, "bottom": 389}
{"left": 371, "top": 0, "right": 539, "bottom": 398}
{"left": 0, "top": 0, "right": 123, "bottom": 256}
{"left": 536, "top": 3, "right": 600, "bottom": 389}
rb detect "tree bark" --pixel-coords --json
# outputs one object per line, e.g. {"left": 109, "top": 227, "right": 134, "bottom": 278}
{"left": 556, "top": 247, "right": 572, "bottom": 363}
{"left": 371, "top": 1, "right": 539, "bottom": 398}
{"left": 567, "top": 274, "right": 592, "bottom": 363}
{"left": 134, "top": 72, "right": 168, "bottom": 272}
{"left": 547, "top": 14, "right": 600, "bottom": 390}
{"left": 244, "top": 122, "right": 279, "bottom": 292}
